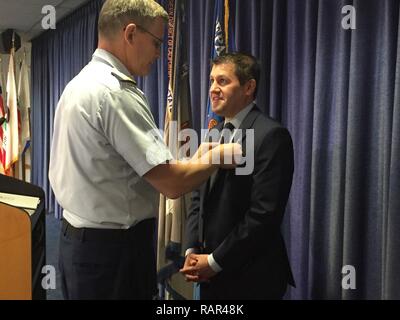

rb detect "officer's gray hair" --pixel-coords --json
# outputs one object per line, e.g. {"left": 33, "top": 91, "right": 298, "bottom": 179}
{"left": 98, "top": 0, "right": 168, "bottom": 39}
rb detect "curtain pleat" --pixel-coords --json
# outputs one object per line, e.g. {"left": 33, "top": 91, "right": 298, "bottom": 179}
{"left": 31, "top": 0, "right": 102, "bottom": 219}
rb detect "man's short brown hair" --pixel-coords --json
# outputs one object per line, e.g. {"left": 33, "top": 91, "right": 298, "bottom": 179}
{"left": 212, "top": 52, "right": 260, "bottom": 98}
{"left": 98, "top": 0, "right": 168, "bottom": 39}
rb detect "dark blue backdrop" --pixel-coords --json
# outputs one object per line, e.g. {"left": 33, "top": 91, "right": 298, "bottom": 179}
{"left": 31, "top": 0, "right": 400, "bottom": 299}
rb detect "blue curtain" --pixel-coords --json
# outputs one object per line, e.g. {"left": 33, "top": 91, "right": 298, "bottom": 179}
{"left": 31, "top": 0, "right": 400, "bottom": 299}
{"left": 31, "top": 0, "right": 102, "bottom": 219}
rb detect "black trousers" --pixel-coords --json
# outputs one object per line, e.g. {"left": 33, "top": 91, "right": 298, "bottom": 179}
{"left": 199, "top": 270, "right": 287, "bottom": 300}
{"left": 59, "top": 218, "right": 157, "bottom": 300}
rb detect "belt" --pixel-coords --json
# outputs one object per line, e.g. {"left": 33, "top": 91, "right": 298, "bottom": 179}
{"left": 61, "top": 218, "right": 155, "bottom": 243}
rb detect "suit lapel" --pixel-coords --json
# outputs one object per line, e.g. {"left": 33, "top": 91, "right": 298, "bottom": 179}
{"left": 230, "top": 105, "right": 260, "bottom": 169}
{"left": 235, "top": 105, "right": 260, "bottom": 140}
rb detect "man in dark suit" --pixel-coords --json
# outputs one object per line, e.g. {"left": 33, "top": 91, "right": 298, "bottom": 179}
{"left": 180, "top": 52, "right": 295, "bottom": 299}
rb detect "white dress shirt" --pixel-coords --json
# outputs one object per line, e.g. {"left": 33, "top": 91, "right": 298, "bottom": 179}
{"left": 49, "top": 49, "right": 173, "bottom": 229}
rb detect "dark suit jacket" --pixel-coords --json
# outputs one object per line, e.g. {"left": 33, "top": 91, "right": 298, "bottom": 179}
{"left": 185, "top": 106, "right": 295, "bottom": 299}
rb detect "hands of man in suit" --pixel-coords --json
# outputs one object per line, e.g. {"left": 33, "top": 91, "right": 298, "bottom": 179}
{"left": 180, "top": 253, "right": 199, "bottom": 282}
{"left": 180, "top": 254, "right": 217, "bottom": 282}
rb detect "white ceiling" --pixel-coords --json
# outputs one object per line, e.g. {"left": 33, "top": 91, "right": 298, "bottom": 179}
{"left": 0, "top": 0, "right": 91, "bottom": 41}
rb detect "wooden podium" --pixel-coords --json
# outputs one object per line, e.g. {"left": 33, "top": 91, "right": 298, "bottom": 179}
{"left": 0, "top": 175, "right": 46, "bottom": 300}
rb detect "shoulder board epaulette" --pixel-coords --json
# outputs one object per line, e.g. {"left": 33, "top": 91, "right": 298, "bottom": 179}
{"left": 111, "top": 71, "right": 137, "bottom": 86}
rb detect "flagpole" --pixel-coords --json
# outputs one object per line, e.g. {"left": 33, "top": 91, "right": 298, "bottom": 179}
{"left": 11, "top": 31, "right": 19, "bottom": 179}
{"left": 21, "top": 49, "right": 26, "bottom": 181}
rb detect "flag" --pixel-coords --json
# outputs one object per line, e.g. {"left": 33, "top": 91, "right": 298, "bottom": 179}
{"left": 0, "top": 84, "right": 6, "bottom": 174}
{"left": 157, "top": 0, "right": 193, "bottom": 300}
{"left": 1, "top": 47, "right": 19, "bottom": 175}
{"left": 205, "top": 0, "right": 236, "bottom": 130}
{"left": 17, "top": 54, "right": 31, "bottom": 155}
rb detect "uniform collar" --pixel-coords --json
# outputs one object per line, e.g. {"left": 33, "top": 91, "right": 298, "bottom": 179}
{"left": 92, "top": 49, "right": 137, "bottom": 85}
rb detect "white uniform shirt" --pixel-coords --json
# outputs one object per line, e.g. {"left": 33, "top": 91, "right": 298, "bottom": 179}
{"left": 49, "top": 49, "right": 172, "bottom": 229}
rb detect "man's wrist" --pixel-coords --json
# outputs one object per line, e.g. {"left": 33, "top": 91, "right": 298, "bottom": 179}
{"left": 208, "top": 253, "right": 222, "bottom": 273}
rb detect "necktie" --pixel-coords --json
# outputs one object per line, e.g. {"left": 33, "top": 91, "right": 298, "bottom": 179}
{"left": 201, "top": 122, "right": 236, "bottom": 249}
{"left": 220, "top": 122, "right": 235, "bottom": 144}
{"left": 208, "top": 122, "right": 235, "bottom": 192}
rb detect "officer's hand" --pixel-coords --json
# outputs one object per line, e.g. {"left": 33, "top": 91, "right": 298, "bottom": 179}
{"left": 191, "top": 142, "right": 220, "bottom": 161}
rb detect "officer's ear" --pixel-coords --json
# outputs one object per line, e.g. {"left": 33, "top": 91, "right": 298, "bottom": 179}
{"left": 123, "top": 23, "right": 136, "bottom": 44}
